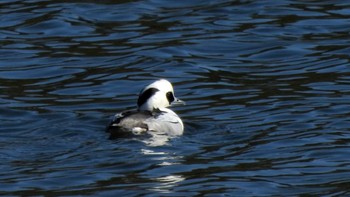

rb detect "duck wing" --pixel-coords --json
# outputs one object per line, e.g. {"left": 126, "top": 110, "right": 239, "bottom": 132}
{"left": 107, "top": 110, "right": 152, "bottom": 138}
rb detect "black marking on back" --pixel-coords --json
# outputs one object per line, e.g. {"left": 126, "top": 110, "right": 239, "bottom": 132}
{"left": 152, "top": 108, "right": 166, "bottom": 118}
{"left": 137, "top": 87, "right": 159, "bottom": 107}
{"left": 166, "top": 91, "right": 175, "bottom": 104}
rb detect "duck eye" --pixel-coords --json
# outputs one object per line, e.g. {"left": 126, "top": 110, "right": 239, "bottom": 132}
{"left": 166, "top": 92, "right": 175, "bottom": 103}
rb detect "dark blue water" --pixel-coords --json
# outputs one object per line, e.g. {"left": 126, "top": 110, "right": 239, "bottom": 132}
{"left": 1, "top": 0, "right": 350, "bottom": 195}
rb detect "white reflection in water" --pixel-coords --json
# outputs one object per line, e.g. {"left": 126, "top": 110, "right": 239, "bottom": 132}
{"left": 151, "top": 175, "right": 185, "bottom": 193}
{"left": 140, "top": 131, "right": 177, "bottom": 147}
{"left": 141, "top": 149, "right": 185, "bottom": 193}
{"left": 141, "top": 148, "right": 181, "bottom": 165}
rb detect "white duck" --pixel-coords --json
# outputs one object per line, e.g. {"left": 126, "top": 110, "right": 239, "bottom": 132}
{"left": 107, "top": 79, "right": 185, "bottom": 138}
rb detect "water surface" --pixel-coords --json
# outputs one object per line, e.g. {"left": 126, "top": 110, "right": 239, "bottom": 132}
{"left": 1, "top": 0, "right": 350, "bottom": 196}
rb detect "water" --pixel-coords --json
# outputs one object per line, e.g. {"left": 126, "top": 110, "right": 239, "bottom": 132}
{"left": 1, "top": 0, "right": 350, "bottom": 195}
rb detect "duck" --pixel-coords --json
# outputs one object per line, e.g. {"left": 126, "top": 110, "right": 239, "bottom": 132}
{"left": 107, "top": 79, "right": 185, "bottom": 138}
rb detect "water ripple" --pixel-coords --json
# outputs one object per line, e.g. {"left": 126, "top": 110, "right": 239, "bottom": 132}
{"left": 1, "top": 0, "right": 350, "bottom": 196}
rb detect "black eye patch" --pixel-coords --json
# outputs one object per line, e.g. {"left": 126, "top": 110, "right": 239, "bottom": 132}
{"left": 166, "top": 91, "right": 175, "bottom": 104}
{"left": 137, "top": 88, "right": 159, "bottom": 107}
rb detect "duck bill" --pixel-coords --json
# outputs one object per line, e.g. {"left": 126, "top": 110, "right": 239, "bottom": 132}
{"left": 171, "top": 98, "right": 185, "bottom": 106}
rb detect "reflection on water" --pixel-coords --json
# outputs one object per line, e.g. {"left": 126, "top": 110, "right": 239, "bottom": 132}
{"left": 1, "top": 0, "right": 350, "bottom": 196}
{"left": 152, "top": 175, "right": 185, "bottom": 193}
{"left": 142, "top": 132, "right": 176, "bottom": 147}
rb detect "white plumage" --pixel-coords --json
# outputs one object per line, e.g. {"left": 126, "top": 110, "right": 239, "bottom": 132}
{"left": 107, "top": 79, "right": 185, "bottom": 138}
